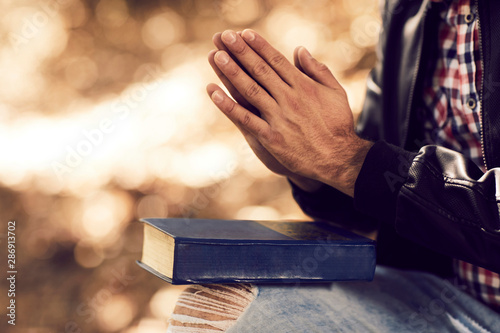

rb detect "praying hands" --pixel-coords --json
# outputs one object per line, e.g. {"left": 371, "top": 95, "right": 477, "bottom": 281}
{"left": 207, "top": 29, "right": 373, "bottom": 197}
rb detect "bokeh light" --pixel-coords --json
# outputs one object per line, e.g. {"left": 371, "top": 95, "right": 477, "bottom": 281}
{"left": 142, "top": 10, "right": 185, "bottom": 50}
{"left": 236, "top": 205, "right": 281, "bottom": 220}
{"left": 136, "top": 194, "right": 168, "bottom": 218}
{"left": 64, "top": 56, "right": 99, "bottom": 90}
{"left": 215, "top": 0, "right": 265, "bottom": 26}
{"left": 97, "top": 294, "right": 137, "bottom": 331}
{"left": 2, "top": 0, "right": 380, "bottom": 331}
{"left": 149, "top": 286, "right": 187, "bottom": 321}
{"left": 96, "top": 0, "right": 129, "bottom": 28}
{"left": 74, "top": 240, "right": 105, "bottom": 268}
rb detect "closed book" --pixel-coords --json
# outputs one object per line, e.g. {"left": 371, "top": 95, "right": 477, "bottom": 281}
{"left": 137, "top": 218, "right": 376, "bottom": 285}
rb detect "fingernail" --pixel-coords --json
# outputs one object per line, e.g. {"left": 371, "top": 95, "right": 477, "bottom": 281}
{"left": 215, "top": 51, "right": 229, "bottom": 65}
{"left": 211, "top": 90, "right": 223, "bottom": 103}
{"left": 222, "top": 30, "right": 237, "bottom": 44}
{"left": 242, "top": 29, "right": 255, "bottom": 41}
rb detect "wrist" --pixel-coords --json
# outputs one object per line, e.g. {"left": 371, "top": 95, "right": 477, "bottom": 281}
{"left": 288, "top": 175, "right": 323, "bottom": 193}
{"left": 321, "top": 136, "right": 373, "bottom": 197}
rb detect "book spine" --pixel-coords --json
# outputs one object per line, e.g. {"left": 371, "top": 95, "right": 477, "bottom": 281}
{"left": 171, "top": 241, "right": 375, "bottom": 284}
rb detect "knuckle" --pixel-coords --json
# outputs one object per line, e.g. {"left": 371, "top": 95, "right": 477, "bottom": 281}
{"left": 301, "top": 84, "right": 319, "bottom": 99}
{"left": 232, "top": 43, "right": 247, "bottom": 55}
{"left": 288, "top": 99, "right": 301, "bottom": 112}
{"left": 284, "top": 93, "right": 301, "bottom": 111}
{"left": 269, "top": 54, "right": 285, "bottom": 67}
{"left": 335, "top": 85, "right": 347, "bottom": 97}
{"left": 253, "top": 40, "right": 265, "bottom": 51}
{"left": 252, "top": 61, "right": 270, "bottom": 77}
{"left": 225, "top": 100, "right": 236, "bottom": 114}
{"left": 316, "top": 61, "right": 330, "bottom": 72}
{"left": 245, "top": 83, "right": 261, "bottom": 98}
{"left": 340, "top": 88, "right": 347, "bottom": 98}
{"left": 241, "top": 112, "right": 252, "bottom": 126}
{"left": 225, "top": 64, "right": 240, "bottom": 77}
{"left": 250, "top": 39, "right": 266, "bottom": 53}
{"left": 260, "top": 128, "right": 274, "bottom": 142}
{"left": 266, "top": 130, "right": 280, "bottom": 145}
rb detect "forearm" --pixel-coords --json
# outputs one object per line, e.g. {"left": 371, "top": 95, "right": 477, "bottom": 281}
{"left": 290, "top": 134, "right": 373, "bottom": 197}
{"left": 319, "top": 135, "right": 373, "bottom": 197}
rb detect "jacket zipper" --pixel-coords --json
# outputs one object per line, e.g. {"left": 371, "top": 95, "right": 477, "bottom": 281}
{"left": 476, "top": 0, "right": 488, "bottom": 170}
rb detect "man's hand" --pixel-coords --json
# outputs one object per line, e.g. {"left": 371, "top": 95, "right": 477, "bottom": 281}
{"left": 207, "top": 29, "right": 372, "bottom": 197}
{"left": 208, "top": 32, "right": 322, "bottom": 192}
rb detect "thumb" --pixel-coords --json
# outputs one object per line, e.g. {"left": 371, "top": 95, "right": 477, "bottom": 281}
{"left": 296, "top": 46, "right": 340, "bottom": 89}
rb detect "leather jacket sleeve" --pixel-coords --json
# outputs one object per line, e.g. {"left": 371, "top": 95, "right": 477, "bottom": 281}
{"left": 354, "top": 0, "right": 500, "bottom": 274}
{"left": 292, "top": 0, "right": 500, "bottom": 274}
{"left": 289, "top": 180, "right": 379, "bottom": 234}
{"left": 354, "top": 141, "right": 500, "bottom": 274}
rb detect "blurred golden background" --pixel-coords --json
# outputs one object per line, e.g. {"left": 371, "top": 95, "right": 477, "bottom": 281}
{"left": 0, "top": 0, "right": 379, "bottom": 332}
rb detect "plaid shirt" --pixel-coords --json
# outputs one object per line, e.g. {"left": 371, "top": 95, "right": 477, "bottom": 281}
{"left": 423, "top": 0, "right": 500, "bottom": 310}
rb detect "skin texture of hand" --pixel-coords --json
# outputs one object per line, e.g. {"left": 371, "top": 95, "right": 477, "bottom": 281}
{"left": 208, "top": 32, "right": 322, "bottom": 192}
{"left": 207, "top": 29, "right": 373, "bottom": 197}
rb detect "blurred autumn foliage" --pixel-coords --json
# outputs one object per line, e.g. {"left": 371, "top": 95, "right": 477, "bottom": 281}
{"left": 0, "top": 0, "right": 379, "bottom": 332}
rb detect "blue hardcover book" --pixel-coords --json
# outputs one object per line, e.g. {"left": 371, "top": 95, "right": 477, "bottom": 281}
{"left": 137, "top": 218, "right": 376, "bottom": 284}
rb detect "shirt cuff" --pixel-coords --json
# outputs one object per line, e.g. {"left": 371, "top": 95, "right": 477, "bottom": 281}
{"left": 289, "top": 179, "right": 378, "bottom": 232}
{"left": 354, "top": 140, "right": 417, "bottom": 225}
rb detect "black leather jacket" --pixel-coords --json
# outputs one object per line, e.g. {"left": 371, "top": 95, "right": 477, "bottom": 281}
{"left": 291, "top": 0, "right": 500, "bottom": 277}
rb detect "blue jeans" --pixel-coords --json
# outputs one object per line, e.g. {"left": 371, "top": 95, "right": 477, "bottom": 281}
{"left": 226, "top": 266, "right": 500, "bottom": 333}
